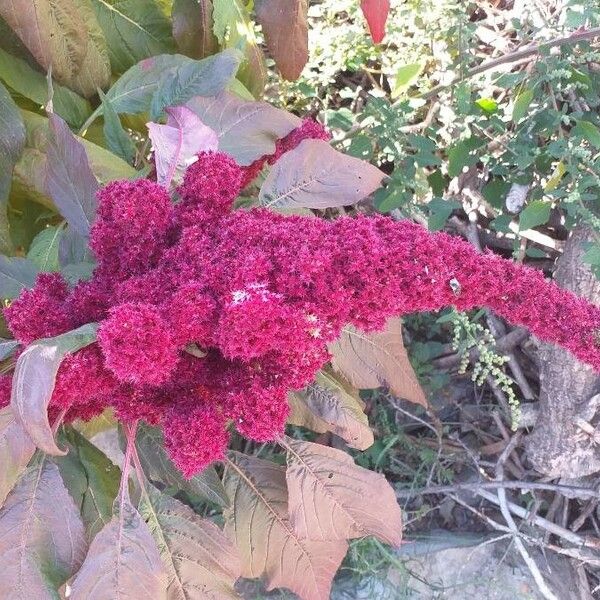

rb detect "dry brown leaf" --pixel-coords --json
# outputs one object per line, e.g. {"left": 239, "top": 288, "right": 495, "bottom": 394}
{"left": 255, "top": 0, "right": 309, "bottom": 81}
{"left": 288, "top": 370, "right": 374, "bottom": 450}
{"left": 329, "top": 317, "right": 428, "bottom": 407}
{"left": 284, "top": 437, "right": 402, "bottom": 546}
{"left": 223, "top": 452, "right": 347, "bottom": 600}
{"left": 0, "top": 406, "right": 35, "bottom": 508}
{"left": 259, "top": 139, "right": 385, "bottom": 210}
{"left": 0, "top": 460, "right": 87, "bottom": 599}
{"left": 70, "top": 499, "right": 168, "bottom": 600}
{"left": 140, "top": 483, "right": 241, "bottom": 600}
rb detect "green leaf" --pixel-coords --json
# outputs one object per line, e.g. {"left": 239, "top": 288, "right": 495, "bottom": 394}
{"left": 475, "top": 97, "right": 497, "bottom": 114}
{"left": 0, "top": 460, "right": 88, "bottom": 598}
{"left": 27, "top": 225, "right": 63, "bottom": 272}
{"left": 392, "top": 62, "right": 423, "bottom": 97}
{"left": 572, "top": 120, "right": 600, "bottom": 149}
{"left": 172, "top": 0, "right": 219, "bottom": 59}
{"left": 91, "top": 0, "right": 175, "bottom": 73}
{"left": 11, "top": 323, "right": 98, "bottom": 456}
{"left": 0, "top": 80, "right": 25, "bottom": 254}
{"left": 45, "top": 114, "right": 99, "bottom": 237}
{"left": 447, "top": 136, "right": 485, "bottom": 178}
{"left": 139, "top": 483, "right": 241, "bottom": 599}
{"left": 512, "top": 89, "right": 534, "bottom": 123}
{"left": 99, "top": 90, "right": 136, "bottom": 163}
{"left": 53, "top": 427, "right": 120, "bottom": 539}
{"left": 0, "top": 256, "right": 39, "bottom": 299}
{"left": 136, "top": 423, "right": 229, "bottom": 507}
{"left": 428, "top": 198, "right": 460, "bottom": 231}
{"left": 519, "top": 200, "right": 551, "bottom": 231}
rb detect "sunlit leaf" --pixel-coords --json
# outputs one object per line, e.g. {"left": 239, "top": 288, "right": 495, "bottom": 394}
{"left": 0, "top": 406, "right": 35, "bottom": 508}
{"left": 70, "top": 499, "right": 168, "bottom": 599}
{"left": 187, "top": 91, "right": 300, "bottom": 165}
{"left": 392, "top": 62, "right": 423, "bottom": 97}
{"left": 329, "top": 317, "right": 428, "bottom": 407}
{"left": 255, "top": 0, "right": 308, "bottom": 81}
{"left": 140, "top": 483, "right": 241, "bottom": 599}
{"left": 260, "top": 139, "right": 385, "bottom": 209}
{"left": 223, "top": 452, "right": 347, "bottom": 600}
{"left": 11, "top": 323, "right": 98, "bottom": 455}
{"left": 284, "top": 436, "right": 402, "bottom": 545}
{"left": 0, "top": 460, "right": 87, "bottom": 599}
{"left": 288, "top": 370, "right": 374, "bottom": 450}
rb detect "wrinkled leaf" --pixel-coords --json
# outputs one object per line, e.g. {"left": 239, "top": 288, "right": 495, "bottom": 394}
{"left": 140, "top": 483, "right": 241, "bottom": 599}
{"left": 91, "top": 0, "right": 175, "bottom": 73}
{"left": 360, "top": 0, "right": 390, "bottom": 44}
{"left": 0, "top": 81, "right": 25, "bottom": 253}
{"left": 0, "top": 256, "right": 39, "bottom": 299}
{"left": 0, "top": 407, "right": 35, "bottom": 507}
{"left": 27, "top": 225, "right": 63, "bottom": 272}
{"left": 53, "top": 427, "right": 120, "bottom": 539}
{"left": 147, "top": 106, "right": 218, "bottom": 188}
{"left": 172, "top": 0, "right": 218, "bottom": 59}
{"left": 284, "top": 437, "right": 402, "bottom": 545}
{"left": 255, "top": 0, "right": 308, "bottom": 81}
{"left": 212, "top": 0, "right": 267, "bottom": 98}
{"left": 70, "top": 499, "right": 168, "bottom": 599}
{"left": 136, "top": 423, "right": 229, "bottom": 507}
{"left": 187, "top": 91, "right": 300, "bottom": 165}
{"left": 11, "top": 323, "right": 98, "bottom": 455}
{"left": 288, "top": 370, "right": 373, "bottom": 450}
{"left": 0, "top": 47, "right": 91, "bottom": 128}
{"left": 0, "top": 460, "right": 87, "bottom": 599}
{"left": 224, "top": 452, "right": 347, "bottom": 600}
{"left": 45, "top": 113, "right": 99, "bottom": 237}
{"left": 329, "top": 317, "right": 428, "bottom": 407}
{"left": 260, "top": 139, "right": 385, "bottom": 209}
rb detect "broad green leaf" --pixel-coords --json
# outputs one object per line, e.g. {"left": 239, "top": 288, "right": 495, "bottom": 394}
{"left": 70, "top": 499, "right": 168, "bottom": 599}
{"left": 91, "top": 0, "right": 175, "bottom": 73}
{"left": 187, "top": 91, "right": 300, "bottom": 165}
{"left": 573, "top": 120, "right": 600, "bottom": 149}
{"left": 149, "top": 48, "right": 241, "bottom": 119}
{"left": 255, "top": 0, "right": 308, "bottom": 81}
{"left": 45, "top": 113, "right": 99, "bottom": 236}
{"left": 0, "top": 256, "right": 39, "bottom": 299}
{"left": 0, "top": 460, "right": 87, "bottom": 599}
{"left": 260, "top": 139, "right": 385, "bottom": 209}
{"left": 11, "top": 323, "right": 98, "bottom": 455}
{"left": 447, "top": 136, "right": 485, "bottom": 178}
{"left": 27, "top": 225, "right": 63, "bottom": 272}
{"left": 544, "top": 161, "right": 566, "bottom": 192}
{"left": 283, "top": 436, "right": 402, "bottom": 545}
{"left": 392, "top": 61, "right": 423, "bottom": 97}
{"left": 0, "top": 47, "right": 91, "bottom": 127}
{"left": 212, "top": 0, "right": 266, "bottom": 97}
{"left": 99, "top": 90, "right": 136, "bottom": 163}
{"left": 427, "top": 198, "right": 460, "bottom": 231}
{"left": 288, "top": 370, "right": 374, "bottom": 450}
{"left": 0, "top": 80, "right": 25, "bottom": 253}
{"left": 139, "top": 483, "right": 241, "bottom": 599}
{"left": 172, "top": 0, "right": 218, "bottom": 59}
{"left": 512, "top": 89, "right": 534, "bottom": 123}
{"left": 475, "top": 97, "right": 497, "bottom": 114}
{"left": 519, "top": 200, "right": 551, "bottom": 231}
{"left": 0, "top": 407, "right": 35, "bottom": 508}
{"left": 224, "top": 452, "right": 348, "bottom": 600}
{"left": 53, "top": 427, "right": 120, "bottom": 539}
{"left": 136, "top": 423, "right": 229, "bottom": 506}
{"left": 329, "top": 317, "right": 428, "bottom": 407}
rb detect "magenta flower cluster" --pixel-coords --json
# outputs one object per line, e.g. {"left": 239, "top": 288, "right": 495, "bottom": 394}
{"left": 3, "top": 118, "right": 600, "bottom": 477}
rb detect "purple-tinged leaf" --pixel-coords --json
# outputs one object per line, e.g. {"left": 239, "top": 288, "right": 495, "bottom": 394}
{"left": 187, "top": 91, "right": 301, "bottom": 165}
{"left": 147, "top": 106, "right": 218, "bottom": 188}
{"left": 11, "top": 323, "right": 98, "bottom": 456}
{"left": 0, "top": 256, "right": 39, "bottom": 300}
{"left": 0, "top": 407, "right": 35, "bottom": 508}
{"left": 260, "top": 139, "right": 385, "bottom": 209}
{"left": 0, "top": 460, "right": 87, "bottom": 599}
{"left": 45, "top": 113, "right": 98, "bottom": 237}
{"left": 70, "top": 500, "right": 168, "bottom": 600}
{"left": 172, "top": 0, "right": 218, "bottom": 59}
